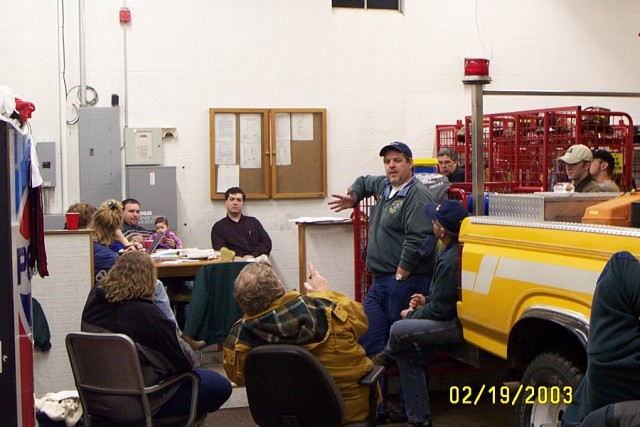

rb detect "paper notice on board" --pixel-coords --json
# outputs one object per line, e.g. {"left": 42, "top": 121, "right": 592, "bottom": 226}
{"left": 217, "top": 164, "right": 239, "bottom": 193}
{"left": 291, "top": 113, "right": 314, "bottom": 141}
{"left": 275, "top": 112, "right": 292, "bottom": 166}
{"left": 240, "top": 114, "right": 262, "bottom": 169}
{"left": 215, "top": 113, "right": 236, "bottom": 165}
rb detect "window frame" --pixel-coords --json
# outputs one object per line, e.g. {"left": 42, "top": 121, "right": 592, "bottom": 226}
{"left": 331, "top": 0, "right": 403, "bottom": 12}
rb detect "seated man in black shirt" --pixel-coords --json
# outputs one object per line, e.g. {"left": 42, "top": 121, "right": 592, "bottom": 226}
{"left": 210, "top": 187, "right": 272, "bottom": 258}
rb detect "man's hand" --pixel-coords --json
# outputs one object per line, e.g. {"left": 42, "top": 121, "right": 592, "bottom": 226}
{"left": 303, "top": 261, "right": 330, "bottom": 293}
{"left": 328, "top": 189, "right": 356, "bottom": 212}
{"left": 395, "top": 266, "right": 410, "bottom": 281}
{"left": 400, "top": 307, "right": 413, "bottom": 319}
{"left": 130, "top": 233, "right": 145, "bottom": 244}
{"left": 409, "top": 293, "right": 426, "bottom": 309}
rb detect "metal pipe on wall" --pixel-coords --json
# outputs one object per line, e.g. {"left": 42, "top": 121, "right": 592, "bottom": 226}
{"left": 78, "top": 0, "right": 87, "bottom": 106}
{"left": 57, "top": 0, "right": 68, "bottom": 211}
{"left": 121, "top": 0, "right": 129, "bottom": 199}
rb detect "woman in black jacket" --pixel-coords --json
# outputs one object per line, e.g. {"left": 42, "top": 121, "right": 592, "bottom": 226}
{"left": 82, "top": 250, "right": 232, "bottom": 419}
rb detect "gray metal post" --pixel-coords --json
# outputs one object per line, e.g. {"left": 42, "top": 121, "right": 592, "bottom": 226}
{"left": 470, "top": 84, "right": 485, "bottom": 215}
{"left": 462, "top": 61, "right": 491, "bottom": 215}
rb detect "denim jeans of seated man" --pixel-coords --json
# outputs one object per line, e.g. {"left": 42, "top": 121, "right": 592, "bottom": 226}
{"left": 388, "top": 318, "right": 463, "bottom": 423}
{"left": 359, "top": 274, "right": 431, "bottom": 414}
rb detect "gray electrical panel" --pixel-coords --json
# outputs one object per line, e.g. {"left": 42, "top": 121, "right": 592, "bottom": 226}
{"left": 78, "top": 107, "right": 122, "bottom": 207}
{"left": 125, "top": 166, "right": 177, "bottom": 231}
{"left": 35, "top": 141, "right": 56, "bottom": 187}
{"left": 124, "top": 128, "right": 163, "bottom": 165}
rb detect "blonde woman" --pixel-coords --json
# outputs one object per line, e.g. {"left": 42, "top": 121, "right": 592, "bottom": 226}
{"left": 91, "top": 199, "right": 206, "bottom": 350}
{"left": 82, "top": 251, "right": 231, "bottom": 419}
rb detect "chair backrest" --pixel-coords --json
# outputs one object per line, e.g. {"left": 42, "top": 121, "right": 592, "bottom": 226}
{"left": 244, "top": 344, "right": 345, "bottom": 427}
{"left": 65, "top": 332, "right": 153, "bottom": 425}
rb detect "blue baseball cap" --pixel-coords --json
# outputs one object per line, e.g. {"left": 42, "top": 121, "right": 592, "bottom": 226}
{"left": 379, "top": 141, "right": 413, "bottom": 159}
{"left": 424, "top": 200, "right": 469, "bottom": 233}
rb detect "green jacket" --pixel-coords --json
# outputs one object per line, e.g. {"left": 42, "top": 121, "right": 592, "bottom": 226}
{"left": 406, "top": 241, "right": 459, "bottom": 321}
{"left": 351, "top": 175, "right": 435, "bottom": 276}
{"left": 564, "top": 251, "right": 640, "bottom": 424}
{"left": 184, "top": 262, "right": 248, "bottom": 344}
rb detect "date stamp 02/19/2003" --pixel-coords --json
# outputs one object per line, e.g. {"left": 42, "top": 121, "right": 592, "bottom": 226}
{"left": 449, "top": 384, "right": 574, "bottom": 406}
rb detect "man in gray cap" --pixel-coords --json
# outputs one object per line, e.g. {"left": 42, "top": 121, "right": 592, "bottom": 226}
{"left": 329, "top": 141, "right": 436, "bottom": 422}
{"left": 558, "top": 144, "right": 600, "bottom": 193}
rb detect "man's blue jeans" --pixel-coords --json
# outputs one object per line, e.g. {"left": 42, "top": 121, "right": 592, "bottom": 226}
{"left": 359, "top": 274, "right": 431, "bottom": 356}
{"left": 387, "top": 318, "right": 463, "bottom": 423}
{"left": 359, "top": 274, "right": 430, "bottom": 414}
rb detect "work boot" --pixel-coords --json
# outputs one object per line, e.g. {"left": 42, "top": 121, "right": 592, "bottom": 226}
{"left": 371, "top": 350, "right": 395, "bottom": 369}
{"left": 181, "top": 332, "right": 207, "bottom": 351}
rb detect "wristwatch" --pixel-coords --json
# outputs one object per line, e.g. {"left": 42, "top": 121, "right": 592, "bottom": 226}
{"left": 395, "top": 273, "right": 403, "bottom": 281}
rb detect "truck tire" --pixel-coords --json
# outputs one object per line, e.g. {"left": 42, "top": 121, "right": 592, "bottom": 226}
{"left": 517, "top": 352, "right": 583, "bottom": 427}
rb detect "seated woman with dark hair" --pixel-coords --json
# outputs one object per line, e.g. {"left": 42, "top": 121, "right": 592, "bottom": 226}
{"left": 82, "top": 251, "right": 232, "bottom": 419}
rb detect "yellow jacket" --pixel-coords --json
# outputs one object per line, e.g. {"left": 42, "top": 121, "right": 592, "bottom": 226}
{"left": 223, "top": 290, "right": 377, "bottom": 425}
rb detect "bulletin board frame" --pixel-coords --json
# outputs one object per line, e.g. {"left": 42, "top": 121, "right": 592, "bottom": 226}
{"left": 209, "top": 108, "right": 327, "bottom": 200}
{"left": 209, "top": 108, "right": 271, "bottom": 200}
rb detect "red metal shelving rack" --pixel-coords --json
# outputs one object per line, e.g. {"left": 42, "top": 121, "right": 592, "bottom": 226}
{"left": 436, "top": 106, "right": 634, "bottom": 193}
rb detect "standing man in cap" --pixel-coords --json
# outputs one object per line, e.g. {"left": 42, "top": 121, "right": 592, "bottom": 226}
{"left": 590, "top": 149, "right": 621, "bottom": 192}
{"left": 329, "top": 141, "right": 436, "bottom": 422}
{"left": 558, "top": 144, "right": 600, "bottom": 193}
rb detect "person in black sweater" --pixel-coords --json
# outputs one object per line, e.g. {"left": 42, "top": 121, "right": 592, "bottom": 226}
{"left": 210, "top": 187, "right": 272, "bottom": 258}
{"left": 82, "top": 251, "right": 231, "bottom": 419}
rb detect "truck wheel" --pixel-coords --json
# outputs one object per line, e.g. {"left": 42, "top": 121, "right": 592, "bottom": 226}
{"left": 517, "top": 352, "right": 583, "bottom": 427}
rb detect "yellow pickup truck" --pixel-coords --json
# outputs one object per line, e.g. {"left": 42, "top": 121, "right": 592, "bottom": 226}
{"left": 456, "top": 193, "right": 640, "bottom": 427}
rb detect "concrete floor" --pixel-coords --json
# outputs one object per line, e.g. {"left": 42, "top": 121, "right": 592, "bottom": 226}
{"left": 200, "top": 346, "right": 518, "bottom": 426}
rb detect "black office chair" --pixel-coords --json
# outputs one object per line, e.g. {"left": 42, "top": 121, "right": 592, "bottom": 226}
{"left": 65, "top": 332, "right": 200, "bottom": 427}
{"left": 577, "top": 400, "right": 640, "bottom": 427}
{"left": 244, "top": 344, "right": 384, "bottom": 427}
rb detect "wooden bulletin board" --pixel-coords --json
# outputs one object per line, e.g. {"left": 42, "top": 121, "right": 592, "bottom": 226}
{"left": 209, "top": 109, "right": 270, "bottom": 200}
{"left": 270, "top": 109, "right": 327, "bottom": 199}
{"left": 209, "top": 108, "right": 327, "bottom": 200}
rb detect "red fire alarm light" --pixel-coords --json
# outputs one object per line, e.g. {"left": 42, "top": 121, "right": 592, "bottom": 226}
{"left": 464, "top": 58, "right": 489, "bottom": 76}
{"left": 119, "top": 7, "right": 131, "bottom": 23}
{"left": 463, "top": 58, "right": 491, "bottom": 84}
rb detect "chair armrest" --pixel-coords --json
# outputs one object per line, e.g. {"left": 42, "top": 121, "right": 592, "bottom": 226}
{"left": 359, "top": 365, "right": 385, "bottom": 387}
{"left": 147, "top": 370, "right": 199, "bottom": 392}
{"left": 146, "top": 371, "right": 200, "bottom": 426}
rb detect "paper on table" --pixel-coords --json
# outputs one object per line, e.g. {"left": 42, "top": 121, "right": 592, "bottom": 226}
{"left": 159, "top": 259, "right": 201, "bottom": 265}
{"left": 289, "top": 217, "right": 352, "bottom": 223}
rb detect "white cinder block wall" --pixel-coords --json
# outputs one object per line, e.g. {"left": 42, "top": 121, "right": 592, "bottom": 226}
{"left": 2, "top": 0, "right": 640, "bottom": 289}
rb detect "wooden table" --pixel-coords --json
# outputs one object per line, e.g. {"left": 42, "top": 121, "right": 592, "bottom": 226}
{"left": 155, "top": 258, "right": 226, "bottom": 327}
{"left": 155, "top": 258, "right": 224, "bottom": 280}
